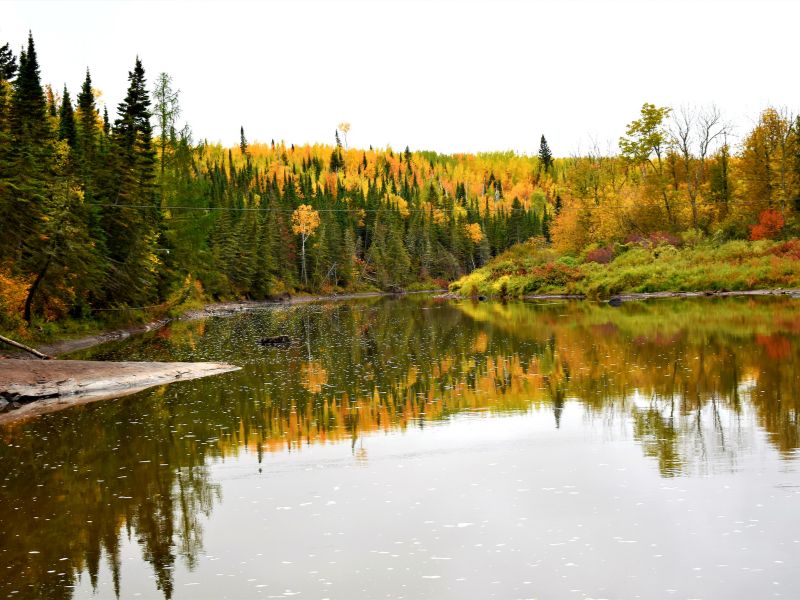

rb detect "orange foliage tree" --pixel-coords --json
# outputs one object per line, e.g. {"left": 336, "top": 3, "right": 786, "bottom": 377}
{"left": 750, "top": 209, "right": 785, "bottom": 241}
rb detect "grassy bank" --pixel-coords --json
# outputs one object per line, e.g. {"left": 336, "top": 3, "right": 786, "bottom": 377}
{"left": 450, "top": 238, "right": 800, "bottom": 299}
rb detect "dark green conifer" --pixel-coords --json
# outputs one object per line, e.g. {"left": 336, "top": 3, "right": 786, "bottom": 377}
{"left": 0, "top": 43, "right": 17, "bottom": 81}
{"left": 239, "top": 125, "right": 248, "bottom": 155}
{"left": 58, "top": 85, "right": 77, "bottom": 148}
{"left": 538, "top": 134, "right": 553, "bottom": 173}
{"left": 103, "top": 56, "right": 159, "bottom": 305}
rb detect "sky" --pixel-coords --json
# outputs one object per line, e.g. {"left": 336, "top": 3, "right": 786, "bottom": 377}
{"left": 2, "top": 0, "right": 798, "bottom": 156}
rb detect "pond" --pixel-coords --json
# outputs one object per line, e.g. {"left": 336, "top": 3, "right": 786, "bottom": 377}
{"left": 1, "top": 295, "right": 799, "bottom": 599}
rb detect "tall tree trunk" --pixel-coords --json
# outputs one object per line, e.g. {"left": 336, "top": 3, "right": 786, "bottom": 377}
{"left": 23, "top": 254, "right": 52, "bottom": 325}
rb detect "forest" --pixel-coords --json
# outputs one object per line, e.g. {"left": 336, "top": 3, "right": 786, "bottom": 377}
{"left": 2, "top": 33, "right": 800, "bottom": 334}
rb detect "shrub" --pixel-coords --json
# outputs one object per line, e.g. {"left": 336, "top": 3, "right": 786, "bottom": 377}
{"left": 585, "top": 246, "right": 614, "bottom": 264}
{"left": 750, "top": 209, "right": 785, "bottom": 241}
{"left": 768, "top": 239, "right": 800, "bottom": 260}
{"left": 557, "top": 255, "right": 579, "bottom": 267}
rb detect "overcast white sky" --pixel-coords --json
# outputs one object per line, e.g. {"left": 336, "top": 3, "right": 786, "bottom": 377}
{"left": 2, "top": 0, "right": 798, "bottom": 155}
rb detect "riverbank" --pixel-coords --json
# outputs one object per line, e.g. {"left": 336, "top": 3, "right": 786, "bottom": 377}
{"left": 518, "top": 288, "right": 800, "bottom": 302}
{"left": 450, "top": 238, "right": 800, "bottom": 299}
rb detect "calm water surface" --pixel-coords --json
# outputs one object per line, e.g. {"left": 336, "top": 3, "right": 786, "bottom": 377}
{"left": 1, "top": 296, "right": 799, "bottom": 599}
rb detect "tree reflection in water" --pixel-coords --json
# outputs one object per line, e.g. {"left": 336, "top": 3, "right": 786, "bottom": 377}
{"left": 1, "top": 295, "right": 798, "bottom": 597}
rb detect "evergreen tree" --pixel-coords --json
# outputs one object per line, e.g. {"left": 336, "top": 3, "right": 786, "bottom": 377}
{"left": 239, "top": 125, "right": 248, "bottom": 156}
{"left": 57, "top": 85, "right": 77, "bottom": 149}
{"left": 102, "top": 105, "right": 109, "bottom": 135}
{"left": 76, "top": 70, "right": 99, "bottom": 183}
{"left": 103, "top": 56, "right": 159, "bottom": 305}
{"left": 0, "top": 43, "right": 17, "bottom": 81}
{"left": 509, "top": 197, "right": 524, "bottom": 244}
{"left": 3, "top": 33, "right": 51, "bottom": 266}
{"left": 0, "top": 45, "right": 14, "bottom": 232}
{"left": 538, "top": 134, "right": 553, "bottom": 173}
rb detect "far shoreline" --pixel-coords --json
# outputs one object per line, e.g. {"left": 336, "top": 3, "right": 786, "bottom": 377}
{"left": 519, "top": 288, "right": 800, "bottom": 302}
{"left": 5, "top": 287, "right": 800, "bottom": 360}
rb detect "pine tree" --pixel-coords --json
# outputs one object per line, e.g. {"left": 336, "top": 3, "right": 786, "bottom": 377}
{"left": 76, "top": 70, "right": 98, "bottom": 179}
{"left": 0, "top": 45, "right": 14, "bottom": 231}
{"left": 3, "top": 33, "right": 51, "bottom": 265}
{"left": 103, "top": 56, "right": 159, "bottom": 305}
{"left": 0, "top": 43, "right": 17, "bottom": 81}
{"left": 538, "top": 134, "right": 553, "bottom": 173}
{"left": 57, "top": 85, "right": 77, "bottom": 149}
{"left": 239, "top": 126, "right": 248, "bottom": 156}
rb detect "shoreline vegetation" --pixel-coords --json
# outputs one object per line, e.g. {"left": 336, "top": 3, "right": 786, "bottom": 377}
{"left": 450, "top": 238, "right": 800, "bottom": 299}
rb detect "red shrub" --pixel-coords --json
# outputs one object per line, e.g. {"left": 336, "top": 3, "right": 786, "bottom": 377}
{"left": 750, "top": 210, "right": 785, "bottom": 241}
{"left": 586, "top": 246, "right": 614, "bottom": 264}
{"left": 768, "top": 239, "right": 800, "bottom": 259}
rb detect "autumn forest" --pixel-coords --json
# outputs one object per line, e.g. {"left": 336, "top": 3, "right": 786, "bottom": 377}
{"left": 2, "top": 33, "right": 800, "bottom": 334}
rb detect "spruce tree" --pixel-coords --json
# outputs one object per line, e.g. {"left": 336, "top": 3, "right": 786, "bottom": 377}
{"left": 58, "top": 85, "right": 77, "bottom": 149}
{"left": 103, "top": 56, "right": 159, "bottom": 305}
{"left": 239, "top": 126, "right": 248, "bottom": 156}
{"left": 538, "top": 134, "right": 553, "bottom": 173}
{"left": 0, "top": 45, "right": 14, "bottom": 229}
{"left": 3, "top": 33, "right": 51, "bottom": 265}
{"left": 76, "top": 70, "right": 98, "bottom": 179}
{"left": 0, "top": 43, "right": 17, "bottom": 81}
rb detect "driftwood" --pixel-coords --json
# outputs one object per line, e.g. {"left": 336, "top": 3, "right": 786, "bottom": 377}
{"left": 0, "top": 334, "right": 52, "bottom": 360}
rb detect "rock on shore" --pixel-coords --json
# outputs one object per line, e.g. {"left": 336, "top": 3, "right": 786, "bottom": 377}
{"left": 0, "top": 359, "right": 240, "bottom": 424}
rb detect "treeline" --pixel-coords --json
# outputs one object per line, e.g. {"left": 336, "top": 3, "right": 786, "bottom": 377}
{"left": 2, "top": 33, "right": 799, "bottom": 331}
{"left": 0, "top": 34, "right": 551, "bottom": 330}
{"left": 550, "top": 103, "right": 800, "bottom": 254}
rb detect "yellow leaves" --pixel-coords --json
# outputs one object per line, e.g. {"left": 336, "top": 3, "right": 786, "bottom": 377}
{"left": 432, "top": 208, "right": 446, "bottom": 226}
{"left": 387, "top": 194, "right": 410, "bottom": 218}
{"left": 291, "top": 204, "right": 321, "bottom": 237}
{"left": 465, "top": 222, "right": 484, "bottom": 244}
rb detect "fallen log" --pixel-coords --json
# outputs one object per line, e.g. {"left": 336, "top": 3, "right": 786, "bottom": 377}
{"left": 0, "top": 334, "right": 52, "bottom": 360}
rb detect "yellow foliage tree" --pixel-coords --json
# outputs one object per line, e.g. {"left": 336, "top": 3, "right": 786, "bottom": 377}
{"left": 465, "top": 222, "right": 483, "bottom": 244}
{"left": 292, "top": 204, "right": 321, "bottom": 286}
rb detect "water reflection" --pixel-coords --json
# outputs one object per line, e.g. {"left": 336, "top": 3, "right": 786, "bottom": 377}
{"left": 1, "top": 295, "right": 799, "bottom": 598}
